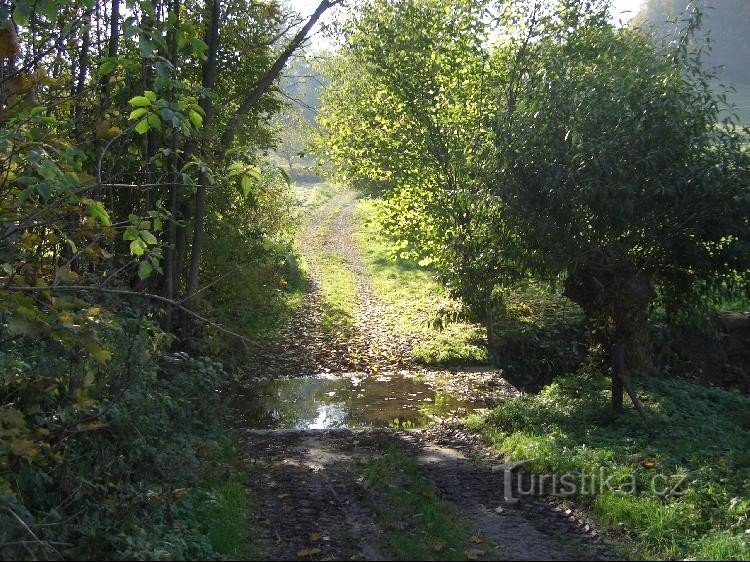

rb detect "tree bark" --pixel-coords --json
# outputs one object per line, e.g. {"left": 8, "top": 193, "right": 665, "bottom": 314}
{"left": 185, "top": 0, "right": 220, "bottom": 300}
{"left": 563, "top": 249, "right": 654, "bottom": 373}
{"left": 185, "top": 0, "right": 340, "bottom": 299}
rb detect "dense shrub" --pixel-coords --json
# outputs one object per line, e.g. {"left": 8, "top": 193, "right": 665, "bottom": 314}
{"left": 489, "top": 285, "right": 588, "bottom": 392}
{"left": 0, "top": 310, "right": 236, "bottom": 560}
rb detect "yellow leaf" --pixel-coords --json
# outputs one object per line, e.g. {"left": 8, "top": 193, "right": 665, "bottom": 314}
{"left": 83, "top": 370, "right": 95, "bottom": 388}
{"left": 10, "top": 438, "right": 39, "bottom": 459}
{"left": 91, "top": 348, "right": 112, "bottom": 364}
{"left": 0, "top": 408, "right": 26, "bottom": 429}
{"left": 470, "top": 534, "right": 485, "bottom": 544}
{"left": 78, "top": 421, "right": 108, "bottom": 432}
{"left": 75, "top": 391, "right": 95, "bottom": 409}
{"left": 641, "top": 458, "right": 656, "bottom": 469}
{"left": 310, "top": 532, "right": 321, "bottom": 542}
{"left": 296, "top": 548, "right": 321, "bottom": 558}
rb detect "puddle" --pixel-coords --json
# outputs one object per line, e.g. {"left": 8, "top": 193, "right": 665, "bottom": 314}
{"left": 230, "top": 371, "right": 496, "bottom": 429}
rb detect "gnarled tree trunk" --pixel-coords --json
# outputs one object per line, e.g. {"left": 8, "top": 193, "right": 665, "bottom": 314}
{"left": 563, "top": 249, "right": 654, "bottom": 373}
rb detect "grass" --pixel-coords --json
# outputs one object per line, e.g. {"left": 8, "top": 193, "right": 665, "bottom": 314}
{"left": 352, "top": 198, "right": 488, "bottom": 366}
{"left": 318, "top": 250, "right": 357, "bottom": 337}
{"left": 294, "top": 181, "right": 339, "bottom": 211}
{"left": 467, "top": 373, "right": 750, "bottom": 560}
{"left": 362, "top": 446, "right": 473, "bottom": 560}
{"left": 188, "top": 437, "right": 258, "bottom": 559}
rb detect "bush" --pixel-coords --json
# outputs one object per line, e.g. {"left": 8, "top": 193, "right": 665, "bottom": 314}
{"left": 0, "top": 308, "right": 243, "bottom": 560}
{"left": 489, "top": 285, "right": 587, "bottom": 392}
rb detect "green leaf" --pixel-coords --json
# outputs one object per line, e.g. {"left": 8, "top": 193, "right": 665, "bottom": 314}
{"left": 129, "top": 107, "right": 148, "bottom": 121}
{"left": 144, "top": 90, "right": 157, "bottom": 102}
{"left": 130, "top": 239, "right": 146, "bottom": 256}
{"left": 13, "top": 3, "right": 30, "bottom": 26}
{"left": 129, "top": 96, "right": 151, "bottom": 108}
{"left": 147, "top": 113, "right": 161, "bottom": 130}
{"left": 134, "top": 119, "right": 150, "bottom": 134}
{"left": 188, "top": 110, "right": 203, "bottom": 129}
{"left": 140, "top": 230, "right": 158, "bottom": 245}
{"left": 241, "top": 175, "right": 253, "bottom": 197}
{"left": 123, "top": 226, "right": 139, "bottom": 241}
{"left": 98, "top": 59, "right": 117, "bottom": 77}
{"left": 190, "top": 37, "right": 208, "bottom": 60}
{"left": 91, "top": 348, "right": 112, "bottom": 365}
{"left": 138, "top": 260, "right": 153, "bottom": 280}
{"left": 83, "top": 198, "right": 111, "bottom": 226}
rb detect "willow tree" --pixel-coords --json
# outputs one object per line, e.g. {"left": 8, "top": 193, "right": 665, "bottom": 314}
{"left": 319, "top": 0, "right": 750, "bottom": 374}
{"left": 493, "top": 0, "right": 750, "bottom": 370}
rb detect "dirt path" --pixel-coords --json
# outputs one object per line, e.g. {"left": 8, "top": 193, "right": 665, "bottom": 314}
{"left": 244, "top": 189, "right": 419, "bottom": 377}
{"left": 243, "top": 428, "right": 611, "bottom": 561}
{"left": 239, "top": 187, "right": 612, "bottom": 560}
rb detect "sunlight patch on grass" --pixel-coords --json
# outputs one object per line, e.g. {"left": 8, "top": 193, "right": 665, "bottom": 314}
{"left": 468, "top": 374, "right": 750, "bottom": 560}
{"left": 352, "top": 199, "right": 487, "bottom": 366}
{"left": 363, "top": 446, "right": 471, "bottom": 560}
{"left": 318, "top": 251, "right": 357, "bottom": 337}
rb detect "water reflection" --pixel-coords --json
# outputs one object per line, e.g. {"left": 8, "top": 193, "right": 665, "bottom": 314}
{"left": 231, "top": 373, "right": 483, "bottom": 429}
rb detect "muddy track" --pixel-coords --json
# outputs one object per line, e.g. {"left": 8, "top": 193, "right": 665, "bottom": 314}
{"left": 243, "top": 428, "right": 613, "bottom": 561}
{"left": 240, "top": 187, "right": 614, "bottom": 560}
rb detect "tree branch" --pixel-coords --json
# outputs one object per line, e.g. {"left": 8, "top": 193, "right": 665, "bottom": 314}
{"left": 219, "top": 0, "right": 343, "bottom": 150}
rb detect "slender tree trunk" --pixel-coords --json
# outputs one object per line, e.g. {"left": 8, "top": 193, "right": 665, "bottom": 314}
{"left": 185, "top": 0, "right": 341, "bottom": 299}
{"left": 98, "top": 0, "right": 119, "bottom": 108}
{"left": 185, "top": 0, "right": 219, "bottom": 300}
{"left": 163, "top": 0, "right": 180, "bottom": 332}
{"left": 73, "top": 13, "right": 91, "bottom": 143}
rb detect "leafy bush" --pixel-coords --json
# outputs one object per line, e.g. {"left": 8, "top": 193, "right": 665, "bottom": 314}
{"left": 0, "top": 310, "right": 245, "bottom": 560}
{"left": 489, "top": 285, "right": 587, "bottom": 392}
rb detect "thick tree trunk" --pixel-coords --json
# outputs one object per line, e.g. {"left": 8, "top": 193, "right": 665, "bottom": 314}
{"left": 563, "top": 250, "right": 654, "bottom": 373}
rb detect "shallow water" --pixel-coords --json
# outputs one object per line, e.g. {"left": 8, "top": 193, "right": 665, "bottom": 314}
{"left": 231, "top": 372, "right": 491, "bottom": 429}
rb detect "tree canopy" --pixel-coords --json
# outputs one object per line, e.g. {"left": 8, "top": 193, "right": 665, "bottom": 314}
{"left": 317, "top": 0, "right": 750, "bottom": 369}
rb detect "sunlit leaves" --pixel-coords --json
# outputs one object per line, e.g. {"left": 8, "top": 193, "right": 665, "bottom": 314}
{"left": 128, "top": 91, "right": 204, "bottom": 135}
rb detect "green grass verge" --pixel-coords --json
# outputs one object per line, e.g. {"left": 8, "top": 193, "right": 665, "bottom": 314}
{"left": 352, "top": 199, "right": 488, "bottom": 366}
{"left": 294, "top": 181, "right": 339, "bottom": 211}
{"left": 467, "top": 374, "right": 750, "bottom": 560}
{"left": 177, "top": 436, "right": 257, "bottom": 560}
{"left": 363, "top": 446, "right": 472, "bottom": 560}
{"left": 318, "top": 250, "right": 357, "bottom": 337}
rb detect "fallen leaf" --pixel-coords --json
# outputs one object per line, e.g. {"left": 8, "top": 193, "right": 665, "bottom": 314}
{"left": 465, "top": 548, "right": 486, "bottom": 560}
{"left": 310, "top": 532, "right": 322, "bottom": 542}
{"left": 296, "top": 547, "right": 321, "bottom": 558}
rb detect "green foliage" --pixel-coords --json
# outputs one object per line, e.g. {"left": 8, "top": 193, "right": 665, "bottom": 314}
{"left": 489, "top": 284, "right": 587, "bottom": 391}
{"left": 318, "top": 0, "right": 750, "bottom": 370}
{"left": 193, "top": 164, "right": 304, "bottom": 362}
{"left": 469, "top": 373, "right": 750, "bottom": 559}
{"left": 0, "top": 311, "right": 241, "bottom": 560}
